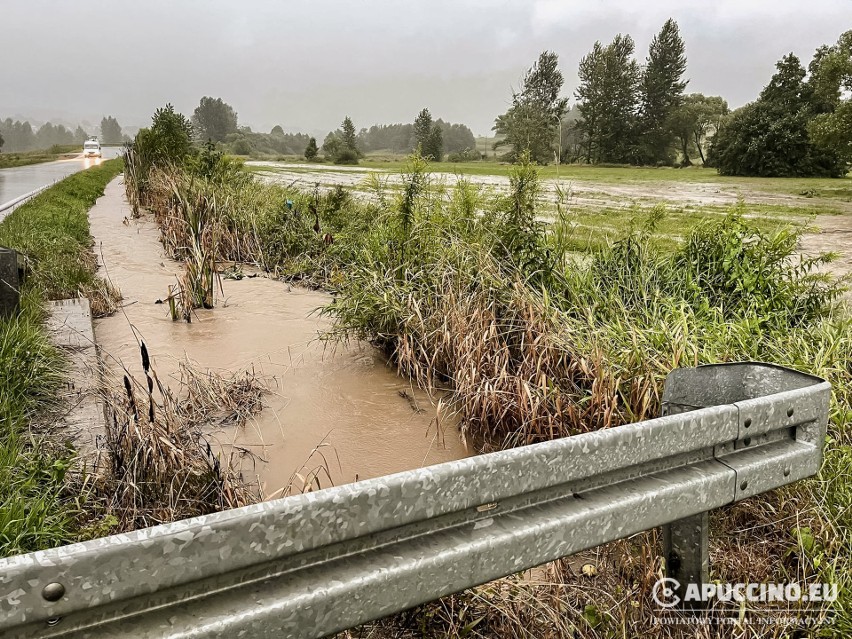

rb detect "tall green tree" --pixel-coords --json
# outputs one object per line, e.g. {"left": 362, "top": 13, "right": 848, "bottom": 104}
{"left": 426, "top": 124, "right": 443, "bottom": 162}
{"left": 0, "top": 130, "right": 4, "bottom": 152}
{"left": 638, "top": 19, "right": 688, "bottom": 164}
{"left": 304, "top": 137, "right": 318, "bottom": 161}
{"left": 192, "top": 97, "right": 238, "bottom": 142}
{"left": 340, "top": 116, "right": 360, "bottom": 155}
{"left": 669, "top": 94, "right": 728, "bottom": 165}
{"left": 322, "top": 131, "right": 340, "bottom": 157}
{"left": 494, "top": 51, "right": 568, "bottom": 163}
{"left": 325, "top": 116, "right": 362, "bottom": 165}
{"left": 100, "top": 116, "right": 123, "bottom": 144}
{"left": 413, "top": 108, "right": 443, "bottom": 161}
{"left": 413, "top": 108, "right": 433, "bottom": 152}
{"left": 710, "top": 54, "right": 844, "bottom": 176}
{"left": 142, "top": 103, "right": 195, "bottom": 165}
{"left": 808, "top": 31, "right": 852, "bottom": 165}
{"left": 575, "top": 35, "right": 641, "bottom": 163}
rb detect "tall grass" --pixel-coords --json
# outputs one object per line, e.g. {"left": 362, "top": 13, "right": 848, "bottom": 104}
{"left": 96, "top": 345, "right": 261, "bottom": 531}
{"left": 124, "top": 148, "right": 852, "bottom": 635}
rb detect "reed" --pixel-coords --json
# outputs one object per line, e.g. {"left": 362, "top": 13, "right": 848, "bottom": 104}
{"left": 94, "top": 343, "right": 262, "bottom": 530}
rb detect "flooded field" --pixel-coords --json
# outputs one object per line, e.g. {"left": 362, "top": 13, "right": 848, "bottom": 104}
{"left": 89, "top": 177, "right": 467, "bottom": 497}
{"left": 249, "top": 161, "right": 852, "bottom": 213}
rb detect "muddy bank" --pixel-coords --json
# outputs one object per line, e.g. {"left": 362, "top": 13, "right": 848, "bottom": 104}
{"left": 89, "top": 177, "right": 467, "bottom": 497}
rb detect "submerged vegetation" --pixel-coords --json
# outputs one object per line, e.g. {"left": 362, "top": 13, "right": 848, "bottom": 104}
{"left": 121, "top": 110, "right": 852, "bottom": 634}
{"left": 99, "top": 345, "right": 261, "bottom": 531}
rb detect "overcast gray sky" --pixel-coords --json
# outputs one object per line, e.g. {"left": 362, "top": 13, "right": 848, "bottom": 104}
{"left": 2, "top": 0, "right": 850, "bottom": 136}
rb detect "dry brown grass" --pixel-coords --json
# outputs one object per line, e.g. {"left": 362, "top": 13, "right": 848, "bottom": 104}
{"left": 383, "top": 258, "right": 656, "bottom": 449}
{"left": 145, "top": 168, "right": 265, "bottom": 264}
{"left": 88, "top": 343, "right": 263, "bottom": 531}
{"left": 80, "top": 277, "right": 122, "bottom": 318}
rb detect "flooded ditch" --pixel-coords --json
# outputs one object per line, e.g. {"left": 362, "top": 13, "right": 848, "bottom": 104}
{"left": 89, "top": 177, "right": 468, "bottom": 497}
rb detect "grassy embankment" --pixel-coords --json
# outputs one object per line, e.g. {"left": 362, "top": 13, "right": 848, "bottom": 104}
{"left": 124, "top": 145, "right": 852, "bottom": 636}
{"left": 0, "top": 145, "right": 82, "bottom": 170}
{"left": 0, "top": 160, "right": 122, "bottom": 557}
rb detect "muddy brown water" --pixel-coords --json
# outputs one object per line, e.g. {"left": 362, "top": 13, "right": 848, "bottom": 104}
{"left": 89, "top": 177, "right": 467, "bottom": 497}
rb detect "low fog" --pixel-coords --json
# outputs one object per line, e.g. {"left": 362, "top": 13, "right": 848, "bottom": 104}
{"left": 1, "top": 0, "right": 851, "bottom": 135}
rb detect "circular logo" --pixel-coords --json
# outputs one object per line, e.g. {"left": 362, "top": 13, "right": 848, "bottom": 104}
{"left": 652, "top": 577, "right": 681, "bottom": 608}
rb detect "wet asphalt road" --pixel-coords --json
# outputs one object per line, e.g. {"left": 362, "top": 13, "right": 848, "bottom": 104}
{"left": 0, "top": 146, "right": 122, "bottom": 208}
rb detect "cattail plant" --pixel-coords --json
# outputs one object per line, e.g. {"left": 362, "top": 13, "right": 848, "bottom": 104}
{"left": 97, "top": 342, "right": 263, "bottom": 530}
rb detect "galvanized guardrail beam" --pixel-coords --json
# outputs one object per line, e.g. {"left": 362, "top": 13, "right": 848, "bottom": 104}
{"left": 0, "top": 184, "right": 51, "bottom": 221}
{"left": 0, "top": 362, "right": 830, "bottom": 638}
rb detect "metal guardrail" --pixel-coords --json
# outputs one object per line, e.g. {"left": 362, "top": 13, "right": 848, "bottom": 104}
{"left": 0, "top": 184, "right": 51, "bottom": 221}
{"left": 0, "top": 363, "right": 830, "bottom": 638}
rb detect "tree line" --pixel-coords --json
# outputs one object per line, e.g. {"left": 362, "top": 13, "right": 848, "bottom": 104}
{"left": 711, "top": 32, "right": 852, "bottom": 177}
{"left": 0, "top": 118, "right": 86, "bottom": 152}
{"left": 355, "top": 115, "right": 477, "bottom": 158}
{"left": 495, "top": 22, "right": 851, "bottom": 176}
{"left": 187, "top": 93, "right": 479, "bottom": 165}
{"left": 0, "top": 115, "right": 127, "bottom": 153}
{"left": 189, "top": 95, "right": 311, "bottom": 157}
{"left": 74, "top": 23, "right": 852, "bottom": 179}
{"left": 319, "top": 109, "right": 478, "bottom": 164}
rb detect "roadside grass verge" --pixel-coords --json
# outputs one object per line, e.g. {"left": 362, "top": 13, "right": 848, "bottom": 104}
{"left": 0, "top": 145, "right": 81, "bottom": 170}
{"left": 0, "top": 160, "right": 124, "bottom": 315}
{"left": 0, "top": 159, "right": 122, "bottom": 558}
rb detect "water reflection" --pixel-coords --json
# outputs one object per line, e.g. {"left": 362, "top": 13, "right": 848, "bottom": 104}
{"left": 0, "top": 147, "right": 120, "bottom": 207}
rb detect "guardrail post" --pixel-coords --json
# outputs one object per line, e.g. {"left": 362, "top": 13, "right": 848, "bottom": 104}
{"left": 660, "top": 377, "right": 711, "bottom": 608}
{"left": 662, "top": 512, "right": 709, "bottom": 608}
{"left": 0, "top": 246, "right": 22, "bottom": 317}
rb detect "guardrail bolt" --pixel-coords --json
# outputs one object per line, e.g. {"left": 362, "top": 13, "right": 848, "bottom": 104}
{"left": 41, "top": 582, "right": 65, "bottom": 602}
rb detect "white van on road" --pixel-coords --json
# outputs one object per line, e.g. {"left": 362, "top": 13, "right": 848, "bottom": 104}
{"left": 83, "top": 138, "right": 102, "bottom": 158}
